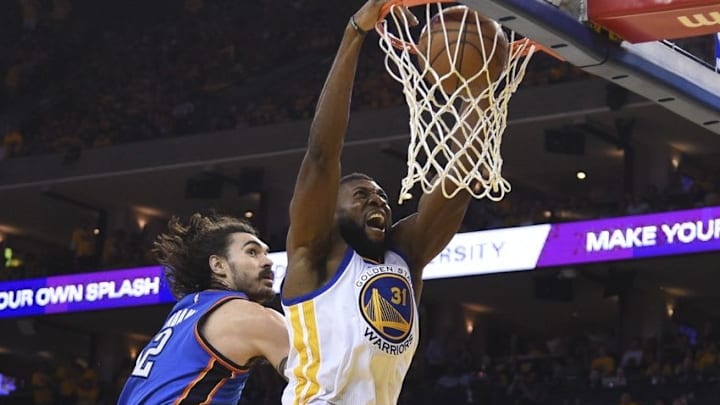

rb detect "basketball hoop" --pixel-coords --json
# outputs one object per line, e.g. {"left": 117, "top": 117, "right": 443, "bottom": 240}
{"left": 375, "top": 0, "right": 560, "bottom": 203}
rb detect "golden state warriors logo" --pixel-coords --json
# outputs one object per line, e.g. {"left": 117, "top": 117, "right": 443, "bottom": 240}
{"left": 356, "top": 266, "right": 415, "bottom": 354}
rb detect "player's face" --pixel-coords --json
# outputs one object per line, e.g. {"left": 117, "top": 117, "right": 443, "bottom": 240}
{"left": 337, "top": 180, "right": 392, "bottom": 258}
{"left": 223, "top": 232, "right": 274, "bottom": 303}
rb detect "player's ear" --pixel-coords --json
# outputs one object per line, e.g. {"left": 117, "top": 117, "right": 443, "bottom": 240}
{"left": 208, "top": 255, "right": 227, "bottom": 276}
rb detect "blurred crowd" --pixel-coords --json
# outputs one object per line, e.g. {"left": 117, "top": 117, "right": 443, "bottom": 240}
{"left": 0, "top": 0, "right": 595, "bottom": 161}
{"left": 0, "top": 1, "right": 716, "bottom": 161}
{"left": 0, "top": 2, "right": 718, "bottom": 403}
{"left": 0, "top": 0, "right": 716, "bottom": 281}
{"left": 29, "top": 358, "right": 101, "bottom": 405}
{"left": 391, "top": 320, "right": 720, "bottom": 405}
{"left": 234, "top": 315, "right": 720, "bottom": 405}
{"left": 460, "top": 169, "right": 720, "bottom": 234}
{"left": 2, "top": 162, "right": 720, "bottom": 282}
{"left": 3, "top": 307, "right": 719, "bottom": 404}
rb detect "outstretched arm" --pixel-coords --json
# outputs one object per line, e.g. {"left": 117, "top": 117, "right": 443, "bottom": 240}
{"left": 393, "top": 184, "right": 471, "bottom": 297}
{"left": 201, "top": 300, "right": 289, "bottom": 379}
{"left": 393, "top": 103, "right": 487, "bottom": 287}
{"left": 252, "top": 308, "right": 290, "bottom": 380}
{"left": 284, "top": 1, "right": 389, "bottom": 295}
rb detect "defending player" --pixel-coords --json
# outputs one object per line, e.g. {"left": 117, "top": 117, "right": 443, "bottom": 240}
{"left": 118, "top": 213, "right": 288, "bottom": 404}
{"left": 280, "top": 0, "right": 482, "bottom": 403}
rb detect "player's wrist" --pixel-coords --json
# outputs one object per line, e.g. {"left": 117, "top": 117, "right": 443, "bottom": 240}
{"left": 349, "top": 14, "right": 370, "bottom": 35}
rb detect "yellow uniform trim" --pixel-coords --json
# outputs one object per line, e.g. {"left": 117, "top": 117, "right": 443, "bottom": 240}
{"left": 290, "top": 302, "right": 321, "bottom": 404}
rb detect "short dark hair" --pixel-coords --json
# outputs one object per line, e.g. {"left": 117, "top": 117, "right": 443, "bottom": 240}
{"left": 153, "top": 213, "right": 258, "bottom": 298}
{"left": 340, "top": 172, "right": 374, "bottom": 185}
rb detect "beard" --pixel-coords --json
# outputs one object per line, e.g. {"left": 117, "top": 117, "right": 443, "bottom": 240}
{"left": 228, "top": 264, "right": 275, "bottom": 303}
{"left": 338, "top": 215, "right": 388, "bottom": 260}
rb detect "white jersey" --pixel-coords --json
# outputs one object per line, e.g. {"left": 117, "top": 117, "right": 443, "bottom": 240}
{"left": 281, "top": 248, "right": 420, "bottom": 405}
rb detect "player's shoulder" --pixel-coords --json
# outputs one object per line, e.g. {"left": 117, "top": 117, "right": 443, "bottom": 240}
{"left": 211, "top": 297, "right": 263, "bottom": 318}
{"left": 390, "top": 215, "right": 418, "bottom": 252}
{"left": 390, "top": 212, "right": 418, "bottom": 241}
{"left": 209, "top": 299, "right": 284, "bottom": 332}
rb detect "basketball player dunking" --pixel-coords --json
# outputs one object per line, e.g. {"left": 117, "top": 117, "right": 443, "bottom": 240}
{"left": 280, "top": 0, "right": 490, "bottom": 403}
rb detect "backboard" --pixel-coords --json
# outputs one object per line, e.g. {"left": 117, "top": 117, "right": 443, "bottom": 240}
{"left": 458, "top": 0, "right": 720, "bottom": 134}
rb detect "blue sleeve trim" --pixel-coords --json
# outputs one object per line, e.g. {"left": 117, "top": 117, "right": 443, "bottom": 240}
{"left": 194, "top": 294, "right": 252, "bottom": 373}
{"left": 389, "top": 248, "right": 420, "bottom": 290}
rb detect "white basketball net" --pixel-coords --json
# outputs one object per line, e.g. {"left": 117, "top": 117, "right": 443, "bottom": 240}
{"left": 376, "top": 3, "right": 536, "bottom": 203}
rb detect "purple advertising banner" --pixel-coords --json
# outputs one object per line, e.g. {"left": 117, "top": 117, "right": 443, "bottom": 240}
{"left": 0, "top": 266, "right": 175, "bottom": 320}
{"left": 537, "top": 206, "right": 720, "bottom": 267}
{"left": 3, "top": 206, "right": 720, "bottom": 320}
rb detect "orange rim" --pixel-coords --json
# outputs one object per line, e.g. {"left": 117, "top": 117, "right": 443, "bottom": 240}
{"left": 378, "top": 0, "right": 455, "bottom": 19}
{"left": 375, "top": 0, "right": 565, "bottom": 61}
{"left": 511, "top": 38, "right": 565, "bottom": 61}
{"left": 374, "top": 20, "right": 418, "bottom": 54}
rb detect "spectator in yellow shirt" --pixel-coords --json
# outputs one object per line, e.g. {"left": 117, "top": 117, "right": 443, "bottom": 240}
{"left": 75, "top": 359, "right": 99, "bottom": 405}
{"left": 2, "top": 128, "right": 23, "bottom": 158}
{"left": 56, "top": 361, "right": 78, "bottom": 405}
{"left": 591, "top": 345, "right": 617, "bottom": 377}
{"left": 31, "top": 364, "right": 54, "bottom": 405}
{"left": 619, "top": 392, "right": 639, "bottom": 405}
{"left": 695, "top": 342, "right": 717, "bottom": 372}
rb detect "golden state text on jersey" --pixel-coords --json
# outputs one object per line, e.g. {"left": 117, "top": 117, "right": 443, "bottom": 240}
{"left": 356, "top": 264, "right": 415, "bottom": 355}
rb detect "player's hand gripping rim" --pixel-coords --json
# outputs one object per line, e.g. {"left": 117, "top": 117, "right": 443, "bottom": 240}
{"left": 352, "top": 0, "right": 419, "bottom": 34}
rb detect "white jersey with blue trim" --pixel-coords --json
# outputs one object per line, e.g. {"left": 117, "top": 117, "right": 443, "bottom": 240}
{"left": 281, "top": 247, "right": 419, "bottom": 405}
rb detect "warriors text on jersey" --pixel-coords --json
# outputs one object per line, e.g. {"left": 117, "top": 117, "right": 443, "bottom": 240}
{"left": 281, "top": 248, "right": 420, "bottom": 405}
{"left": 118, "top": 290, "right": 251, "bottom": 405}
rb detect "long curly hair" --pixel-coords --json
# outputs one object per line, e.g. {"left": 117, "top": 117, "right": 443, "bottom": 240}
{"left": 153, "top": 213, "right": 258, "bottom": 299}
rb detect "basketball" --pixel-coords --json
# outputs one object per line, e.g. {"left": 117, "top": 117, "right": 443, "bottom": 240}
{"left": 416, "top": 6, "right": 509, "bottom": 96}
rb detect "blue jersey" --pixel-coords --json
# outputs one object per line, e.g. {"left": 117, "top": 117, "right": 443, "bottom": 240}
{"left": 118, "top": 290, "right": 251, "bottom": 405}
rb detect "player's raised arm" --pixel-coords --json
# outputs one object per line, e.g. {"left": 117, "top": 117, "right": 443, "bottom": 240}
{"left": 393, "top": 104, "right": 487, "bottom": 282}
{"left": 285, "top": 1, "right": 388, "bottom": 282}
{"left": 391, "top": 182, "right": 471, "bottom": 299}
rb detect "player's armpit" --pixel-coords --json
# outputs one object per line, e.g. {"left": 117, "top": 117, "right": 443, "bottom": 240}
{"left": 276, "top": 356, "right": 289, "bottom": 381}
{"left": 202, "top": 300, "right": 289, "bottom": 374}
